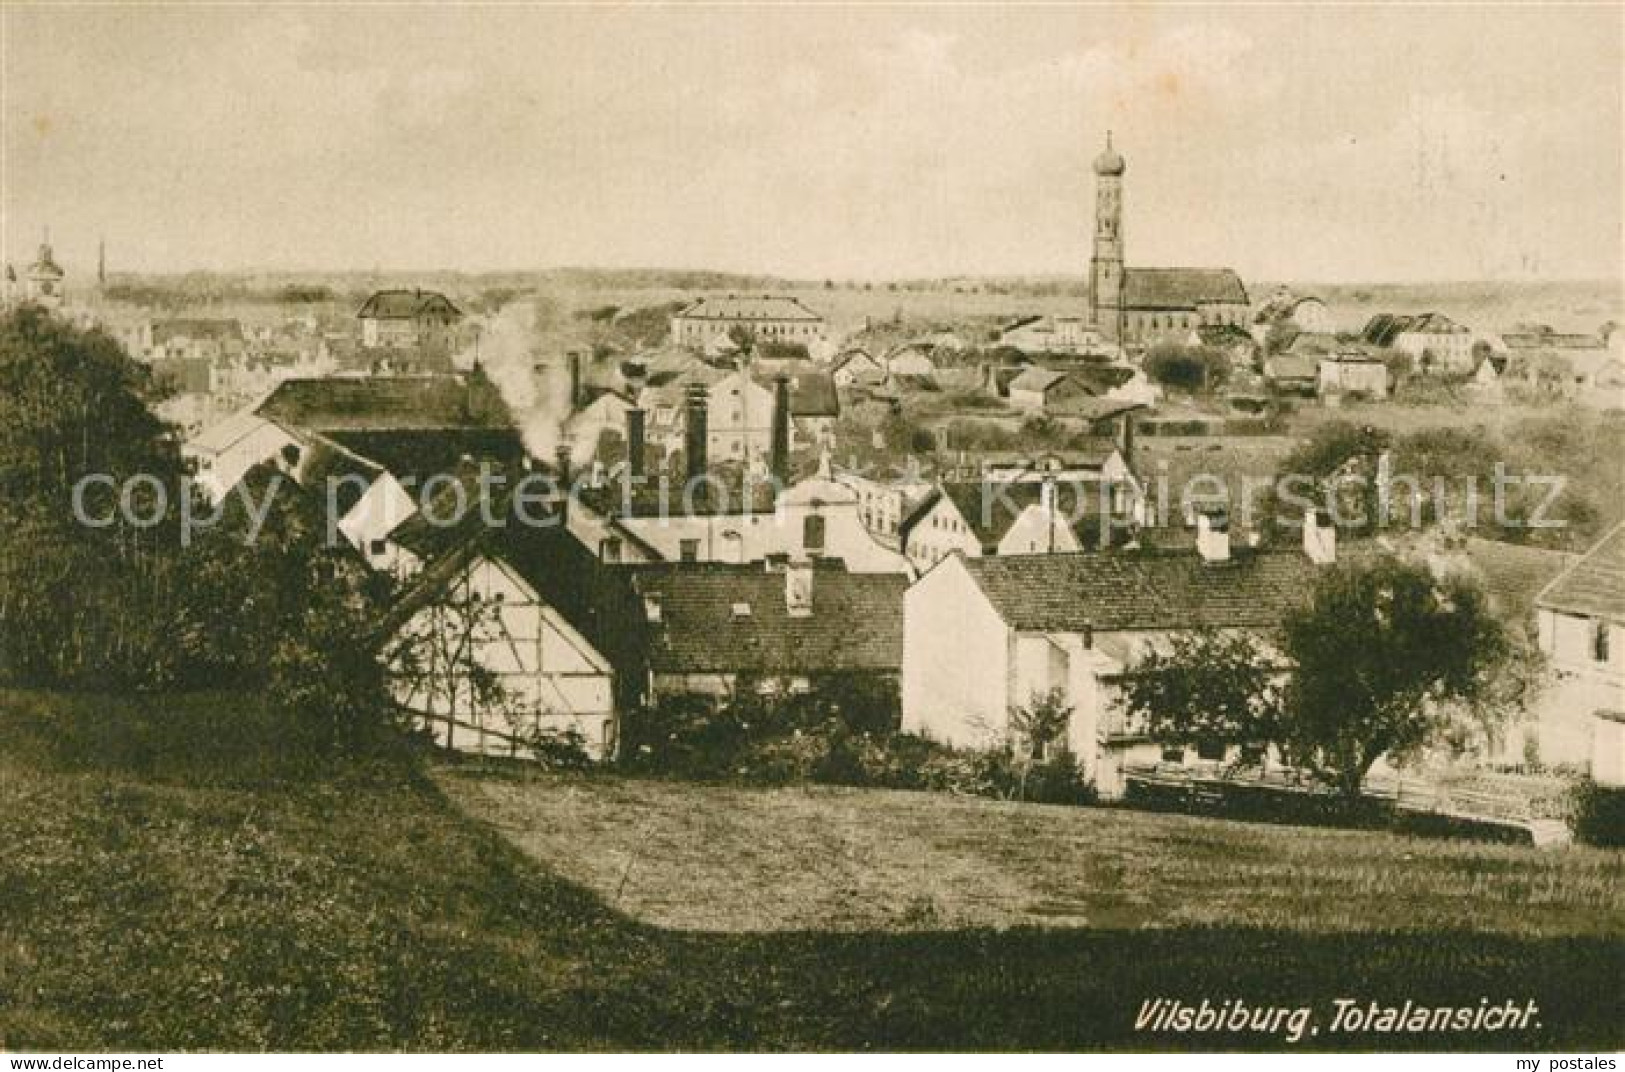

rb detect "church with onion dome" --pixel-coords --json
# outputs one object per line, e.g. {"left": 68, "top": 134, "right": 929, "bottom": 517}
{"left": 1087, "top": 133, "right": 1251, "bottom": 345}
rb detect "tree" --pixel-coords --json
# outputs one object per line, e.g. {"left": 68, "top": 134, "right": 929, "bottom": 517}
{"left": 1145, "top": 343, "right": 1230, "bottom": 394}
{"left": 1280, "top": 557, "right": 1508, "bottom": 798}
{"left": 1271, "top": 420, "right": 1391, "bottom": 533}
{"left": 1119, "top": 630, "right": 1284, "bottom": 761}
{"left": 0, "top": 307, "right": 190, "bottom": 686}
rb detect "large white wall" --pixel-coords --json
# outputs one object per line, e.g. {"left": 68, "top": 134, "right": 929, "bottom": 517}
{"left": 901, "top": 556, "right": 1011, "bottom": 748}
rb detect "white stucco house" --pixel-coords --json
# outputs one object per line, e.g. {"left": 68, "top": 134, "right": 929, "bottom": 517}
{"left": 901, "top": 513, "right": 1339, "bottom": 798}
{"left": 1530, "top": 523, "right": 1625, "bottom": 779}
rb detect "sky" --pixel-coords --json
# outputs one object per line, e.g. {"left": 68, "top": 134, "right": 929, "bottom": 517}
{"left": 2, "top": 4, "right": 1621, "bottom": 283}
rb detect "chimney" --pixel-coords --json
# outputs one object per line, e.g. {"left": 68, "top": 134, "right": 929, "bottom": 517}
{"left": 1117, "top": 410, "right": 1136, "bottom": 463}
{"left": 554, "top": 440, "right": 574, "bottom": 524}
{"left": 770, "top": 374, "right": 791, "bottom": 483}
{"left": 1196, "top": 510, "right": 1231, "bottom": 564}
{"left": 684, "top": 383, "right": 709, "bottom": 481}
{"left": 567, "top": 350, "right": 584, "bottom": 411}
{"left": 1303, "top": 507, "right": 1337, "bottom": 565}
{"left": 625, "top": 405, "right": 646, "bottom": 482}
{"left": 785, "top": 561, "right": 814, "bottom": 617}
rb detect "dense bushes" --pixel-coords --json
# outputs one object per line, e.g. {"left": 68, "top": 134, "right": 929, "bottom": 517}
{"left": 618, "top": 678, "right": 1095, "bottom": 806}
{"left": 1568, "top": 779, "right": 1625, "bottom": 848}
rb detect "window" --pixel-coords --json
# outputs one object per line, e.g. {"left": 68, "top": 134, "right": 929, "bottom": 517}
{"left": 679, "top": 539, "right": 700, "bottom": 563}
{"left": 1593, "top": 620, "right": 1611, "bottom": 664}
{"left": 368, "top": 539, "right": 388, "bottom": 557}
{"left": 1161, "top": 746, "right": 1186, "bottom": 764}
{"left": 1196, "top": 739, "right": 1226, "bottom": 761}
{"left": 600, "top": 537, "right": 623, "bottom": 563}
{"left": 803, "top": 514, "right": 826, "bottom": 552}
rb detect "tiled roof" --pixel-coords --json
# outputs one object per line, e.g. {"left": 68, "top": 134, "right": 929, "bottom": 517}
{"left": 673, "top": 295, "right": 824, "bottom": 323}
{"left": 1362, "top": 312, "right": 1468, "bottom": 346}
{"left": 325, "top": 427, "right": 527, "bottom": 484}
{"left": 257, "top": 374, "right": 511, "bottom": 432}
{"left": 356, "top": 289, "right": 462, "bottom": 321}
{"left": 189, "top": 410, "right": 286, "bottom": 456}
{"left": 923, "top": 481, "right": 1117, "bottom": 553}
{"left": 1460, "top": 537, "right": 1576, "bottom": 624}
{"left": 578, "top": 471, "right": 780, "bottom": 518}
{"left": 753, "top": 367, "right": 840, "bottom": 418}
{"left": 632, "top": 563, "right": 905, "bottom": 674}
{"left": 964, "top": 548, "right": 1323, "bottom": 633}
{"left": 1265, "top": 354, "right": 1319, "bottom": 381}
{"left": 1536, "top": 522, "right": 1625, "bottom": 621}
{"left": 1122, "top": 268, "right": 1249, "bottom": 310}
{"left": 1008, "top": 367, "right": 1073, "bottom": 394}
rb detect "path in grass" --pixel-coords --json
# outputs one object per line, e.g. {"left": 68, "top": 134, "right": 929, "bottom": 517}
{"left": 433, "top": 766, "right": 1625, "bottom": 936}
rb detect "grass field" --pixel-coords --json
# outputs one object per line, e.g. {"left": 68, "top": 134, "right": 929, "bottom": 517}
{"left": 434, "top": 767, "right": 1622, "bottom": 937}
{"left": 2, "top": 689, "right": 1621, "bottom": 1052}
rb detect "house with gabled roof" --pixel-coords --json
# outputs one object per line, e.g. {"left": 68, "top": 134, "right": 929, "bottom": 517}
{"left": 631, "top": 560, "right": 907, "bottom": 699}
{"left": 357, "top": 288, "right": 463, "bottom": 353}
{"left": 1529, "top": 523, "right": 1625, "bottom": 779}
{"left": 669, "top": 294, "right": 825, "bottom": 351}
{"left": 1361, "top": 312, "right": 1474, "bottom": 373}
{"left": 902, "top": 513, "right": 1342, "bottom": 797}
{"left": 899, "top": 476, "right": 1137, "bottom": 572}
{"left": 378, "top": 513, "right": 643, "bottom": 760}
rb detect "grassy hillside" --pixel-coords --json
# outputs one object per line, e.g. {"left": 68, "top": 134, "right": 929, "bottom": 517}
{"left": 2, "top": 689, "right": 1621, "bottom": 1052}
{"left": 435, "top": 769, "right": 1621, "bottom": 937}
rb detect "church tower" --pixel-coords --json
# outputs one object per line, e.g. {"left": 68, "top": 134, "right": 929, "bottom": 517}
{"left": 1089, "top": 132, "right": 1126, "bottom": 342}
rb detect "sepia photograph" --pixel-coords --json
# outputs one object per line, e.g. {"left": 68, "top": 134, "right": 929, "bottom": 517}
{"left": 0, "top": 0, "right": 1621, "bottom": 1060}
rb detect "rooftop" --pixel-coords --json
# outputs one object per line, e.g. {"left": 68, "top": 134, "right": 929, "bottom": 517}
{"left": 257, "top": 373, "right": 511, "bottom": 433}
{"left": 1122, "top": 268, "right": 1249, "bottom": 311}
{"left": 632, "top": 563, "right": 905, "bottom": 675}
{"left": 356, "top": 289, "right": 462, "bottom": 321}
{"left": 963, "top": 547, "right": 1328, "bottom": 633}
{"left": 673, "top": 295, "right": 823, "bottom": 323}
{"left": 1536, "top": 522, "right": 1625, "bottom": 621}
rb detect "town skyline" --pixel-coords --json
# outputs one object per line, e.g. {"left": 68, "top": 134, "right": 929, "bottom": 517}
{"left": 4, "top": 5, "right": 1621, "bottom": 284}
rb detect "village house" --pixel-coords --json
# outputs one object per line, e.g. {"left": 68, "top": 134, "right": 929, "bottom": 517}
{"left": 901, "top": 511, "right": 1340, "bottom": 798}
{"left": 357, "top": 288, "right": 464, "bottom": 352}
{"left": 1263, "top": 353, "right": 1319, "bottom": 395}
{"left": 570, "top": 389, "right": 909, "bottom": 573}
{"left": 899, "top": 472, "right": 1140, "bottom": 573}
{"left": 1317, "top": 353, "right": 1390, "bottom": 399}
{"left": 1007, "top": 367, "right": 1094, "bottom": 414}
{"left": 379, "top": 518, "right": 635, "bottom": 760}
{"left": 830, "top": 347, "right": 884, "bottom": 387}
{"left": 996, "top": 315, "right": 1105, "bottom": 356}
{"left": 832, "top": 465, "right": 936, "bottom": 550}
{"left": 883, "top": 342, "right": 939, "bottom": 377}
{"left": 1250, "top": 287, "right": 1334, "bottom": 349}
{"left": 1531, "top": 524, "right": 1625, "bottom": 782}
{"left": 669, "top": 294, "right": 825, "bottom": 351}
{"left": 1361, "top": 312, "right": 1474, "bottom": 374}
{"left": 378, "top": 518, "right": 906, "bottom": 759}
{"left": 631, "top": 560, "right": 907, "bottom": 700}
{"left": 581, "top": 462, "right": 912, "bottom": 575}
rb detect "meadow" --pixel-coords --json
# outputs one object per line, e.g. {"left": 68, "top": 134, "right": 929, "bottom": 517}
{"left": 2, "top": 689, "right": 1620, "bottom": 1051}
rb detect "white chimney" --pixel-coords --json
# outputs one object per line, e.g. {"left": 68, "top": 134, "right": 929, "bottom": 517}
{"left": 1303, "top": 507, "right": 1337, "bottom": 565}
{"left": 1196, "top": 511, "right": 1231, "bottom": 564}
{"left": 785, "top": 562, "right": 814, "bottom": 617}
